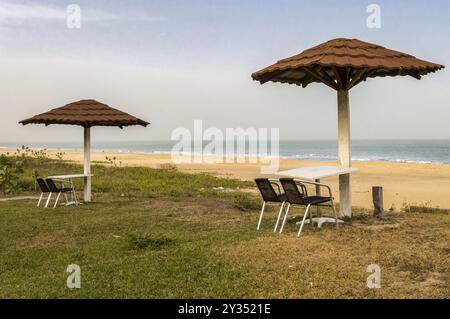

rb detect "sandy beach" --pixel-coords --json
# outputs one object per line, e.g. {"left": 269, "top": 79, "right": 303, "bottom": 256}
{"left": 3, "top": 148, "right": 450, "bottom": 210}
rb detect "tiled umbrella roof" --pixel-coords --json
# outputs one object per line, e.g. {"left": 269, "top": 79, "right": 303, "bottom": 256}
{"left": 252, "top": 38, "right": 444, "bottom": 90}
{"left": 19, "top": 99, "right": 149, "bottom": 128}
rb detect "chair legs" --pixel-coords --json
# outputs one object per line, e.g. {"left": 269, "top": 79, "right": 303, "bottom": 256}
{"left": 70, "top": 188, "right": 78, "bottom": 205}
{"left": 258, "top": 202, "right": 289, "bottom": 231}
{"left": 53, "top": 192, "right": 62, "bottom": 209}
{"left": 274, "top": 202, "right": 286, "bottom": 232}
{"left": 331, "top": 200, "right": 339, "bottom": 229}
{"left": 44, "top": 192, "right": 53, "bottom": 208}
{"left": 256, "top": 202, "right": 266, "bottom": 230}
{"left": 297, "top": 204, "right": 312, "bottom": 237}
{"left": 39, "top": 190, "right": 74, "bottom": 209}
{"left": 279, "top": 203, "right": 291, "bottom": 233}
{"left": 279, "top": 203, "right": 315, "bottom": 236}
{"left": 37, "top": 193, "right": 44, "bottom": 207}
{"left": 63, "top": 192, "right": 69, "bottom": 205}
{"left": 257, "top": 201, "right": 339, "bottom": 236}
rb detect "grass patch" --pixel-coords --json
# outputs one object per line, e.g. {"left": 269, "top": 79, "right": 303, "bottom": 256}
{"left": 127, "top": 232, "right": 175, "bottom": 250}
{"left": 229, "top": 192, "right": 261, "bottom": 211}
{"left": 0, "top": 158, "right": 449, "bottom": 298}
{"left": 404, "top": 205, "right": 450, "bottom": 215}
{"left": 4, "top": 156, "right": 253, "bottom": 199}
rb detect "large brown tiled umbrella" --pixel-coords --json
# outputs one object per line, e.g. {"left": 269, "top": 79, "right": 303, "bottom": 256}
{"left": 252, "top": 38, "right": 444, "bottom": 217}
{"left": 20, "top": 99, "right": 149, "bottom": 202}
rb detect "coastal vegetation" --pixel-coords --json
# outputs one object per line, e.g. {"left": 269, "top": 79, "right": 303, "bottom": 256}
{"left": 0, "top": 153, "right": 448, "bottom": 298}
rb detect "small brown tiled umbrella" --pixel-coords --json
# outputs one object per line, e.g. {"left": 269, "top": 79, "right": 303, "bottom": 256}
{"left": 252, "top": 38, "right": 444, "bottom": 217}
{"left": 20, "top": 99, "right": 149, "bottom": 202}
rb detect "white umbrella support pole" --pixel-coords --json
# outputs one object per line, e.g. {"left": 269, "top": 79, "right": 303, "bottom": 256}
{"left": 84, "top": 126, "right": 92, "bottom": 202}
{"left": 337, "top": 90, "right": 351, "bottom": 217}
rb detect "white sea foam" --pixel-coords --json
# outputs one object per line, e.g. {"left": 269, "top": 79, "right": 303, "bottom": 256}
{"left": 1, "top": 140, "right": 449, "bottom": 165}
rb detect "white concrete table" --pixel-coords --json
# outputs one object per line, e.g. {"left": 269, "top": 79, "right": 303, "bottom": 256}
{"left": 275, "top": 166, "right": 359, "bottom": 227}
{"left": 48, "top": 174, "right": 94, "bottom": 205}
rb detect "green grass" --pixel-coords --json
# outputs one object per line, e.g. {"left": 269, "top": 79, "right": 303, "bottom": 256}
{"left": 0, "top": 196, "right": 263, "bottom": 298}
{"left": 9, "top": 157, "right": 253, "bottom": 199}
{"left": 0, "top": 159, "right": 449, "bottom": 298}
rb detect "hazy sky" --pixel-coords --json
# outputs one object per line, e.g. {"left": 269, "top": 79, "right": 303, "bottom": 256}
{"left": 0, "top": 0, "right": 449, "bottom": 143}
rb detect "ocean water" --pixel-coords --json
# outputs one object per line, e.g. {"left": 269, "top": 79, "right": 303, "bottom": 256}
{"left": 1, "top": 140, "right": 450, "bottom": 164}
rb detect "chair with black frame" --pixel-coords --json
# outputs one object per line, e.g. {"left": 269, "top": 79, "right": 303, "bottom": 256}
{"left": 45, "top": 178, "right": 76, "bottom": 208}
{"left": 279, "top": 178, "right": 339, "bottom": 237}
{"left": 254, "top": 178, "right": 288, "bottom": 232}
{"left": 36, "top": 178, "right": 51, "bottom": 207}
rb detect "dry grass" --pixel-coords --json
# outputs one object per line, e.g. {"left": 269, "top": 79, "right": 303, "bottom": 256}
{"left": 9, "top": 230, "right": 75, "bottom": 250}
{"left": 220, "top": 209, "right": 450, "bottom": 298}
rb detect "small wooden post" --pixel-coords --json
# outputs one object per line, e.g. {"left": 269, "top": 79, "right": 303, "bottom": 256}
{"left": 315, "top": 179, "right": 321, "bottom": 217}
{"left": 337, "top": 90, "right": 352, "bottom": 217}
{"left": 372, "top": 186, "right": 384, "bottom": 218}
{"left": 84, "top": 126, "right": 92, "bottom": 202}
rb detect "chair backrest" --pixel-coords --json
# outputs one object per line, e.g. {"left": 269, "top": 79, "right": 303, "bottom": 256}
{"left": 36, "top": 178, "right": 50, "bottom": 193}
{"left": 279, "top": 178, "right": 308, "bottom": 204}
{"left": 255, "top": 178, "right": 282, "bottom": 202}
{"left": 45, "top": 178, "right": 59, "bottom": 192}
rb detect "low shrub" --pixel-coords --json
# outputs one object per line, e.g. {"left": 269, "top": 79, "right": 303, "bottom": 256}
{"left": 0, "top": 155, "right": 24, "bottom": 194}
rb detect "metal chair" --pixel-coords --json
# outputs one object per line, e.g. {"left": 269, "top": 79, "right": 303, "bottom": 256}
{"left": 45, "top": 178, "right": 76, "bottom": 208}
{"left": 254, "top": 178, "right": 287, "bottom": 231}
{"left": 279, "top": 178, "right": 339, "bottom": 236}
{"left": 36, "top": 178, "right": 51, "bottom": 207}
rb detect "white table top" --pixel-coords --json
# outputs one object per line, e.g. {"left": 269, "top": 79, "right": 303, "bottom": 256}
{"left": 48, "top": 174, "right": 93, "bottom": 179}
{"left": 275, "top": 165, "right": 359, "bottom": 180}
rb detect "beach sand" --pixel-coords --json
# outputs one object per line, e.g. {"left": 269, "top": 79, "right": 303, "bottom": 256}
{"left": 3, "top": 148, "right": 450, "bottom": 209}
